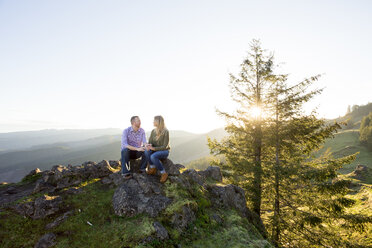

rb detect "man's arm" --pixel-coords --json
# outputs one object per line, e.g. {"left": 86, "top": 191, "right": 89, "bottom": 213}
{"left": 142, "top": 130, "right": 147, "bottom": 146}
{"left": 121, "top": 129, "right": 128, "bottom": 150}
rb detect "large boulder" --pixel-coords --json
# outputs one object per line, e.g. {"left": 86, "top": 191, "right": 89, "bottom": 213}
{"left": 205, "top": 184, "right": 247, "bottom": 215}
{"left": 205, "top": 183, "right": 267, "bottom": 238}
{"left": 112, "top": 173, "right": 172, "bottom": 217}
{"left": 125, "top": 158, "right": 183, "bottom": 176}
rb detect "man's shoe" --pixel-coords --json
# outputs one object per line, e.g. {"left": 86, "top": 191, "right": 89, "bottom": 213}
{"left": 147, "top": 167, "right": 157, "bottom": 175}
{"left": 160, "top": 172, "right": 168, "bottom": 183}
{"left": 122, "top": 173, "right": 132, "bottom": 179}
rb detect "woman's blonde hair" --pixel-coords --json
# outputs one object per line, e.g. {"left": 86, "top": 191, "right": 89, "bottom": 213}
{"left": 154, "top": 115, "right": 166, "bottom": 139}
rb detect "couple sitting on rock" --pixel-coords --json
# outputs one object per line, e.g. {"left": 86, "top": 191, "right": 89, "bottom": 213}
{"left": 121, "top": 115, "right": 170, "bottom": 183}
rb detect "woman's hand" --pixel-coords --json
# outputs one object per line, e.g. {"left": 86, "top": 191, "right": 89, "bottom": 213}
{"left": 145, "top": 144, "right": 150, "bottom": 151}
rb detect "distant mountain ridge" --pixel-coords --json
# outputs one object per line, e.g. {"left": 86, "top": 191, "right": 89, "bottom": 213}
{"left": 0, "top": 128, "right": 122, "bottom": 151}
{"left": 0, "top": 128, "right": 226, "bottom": 183}
{"left": 2, "top": 101, "right": 371, "bottom": 184}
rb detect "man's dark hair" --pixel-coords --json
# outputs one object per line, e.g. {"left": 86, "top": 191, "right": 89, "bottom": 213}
{"left": 130, "top": 116, "right": 139, "bottom": 124}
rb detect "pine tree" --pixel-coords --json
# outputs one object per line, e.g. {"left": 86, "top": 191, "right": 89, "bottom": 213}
{"left": 208, "top": 39, "right": 275, "bottom": 218}
{"left": 209, "top": 40, "right": 372, "bottom": 247}
{"left": 265, "top": 75, "right": 372, "bottom": 247}
{"left": 359, "top": 112, "right": 372, "bottom": 151}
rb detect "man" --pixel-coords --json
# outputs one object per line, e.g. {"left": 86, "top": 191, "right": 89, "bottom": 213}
{"left": 121, "top": 116, "right": 148, "bottom": 179}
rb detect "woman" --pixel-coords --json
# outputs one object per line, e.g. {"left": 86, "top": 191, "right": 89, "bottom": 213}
{"left": 144, "top": 115, "right": 170, "bottom": 183}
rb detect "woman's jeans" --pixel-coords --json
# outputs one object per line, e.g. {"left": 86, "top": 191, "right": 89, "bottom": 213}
{"left": 144, "top": 149, "right": 169, "bottom": 173}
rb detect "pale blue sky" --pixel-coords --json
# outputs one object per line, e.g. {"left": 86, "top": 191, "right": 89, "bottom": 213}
{"left": 1, "top": 0, "right": 371, "bottom": 133}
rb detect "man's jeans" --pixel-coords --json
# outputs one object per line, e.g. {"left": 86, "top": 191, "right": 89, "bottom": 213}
{"left": 120, "top": 148, "right": 148, "bottom": 175}
{"left": 144, "top": 150, "right": 169, "bottom": 173}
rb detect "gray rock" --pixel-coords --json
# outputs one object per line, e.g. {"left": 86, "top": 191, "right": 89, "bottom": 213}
{"left": 45, "top": 210, "right": 73, "bottom": 229}
{"left": 351, "top": 164, "right": 370, "bottom": 180}
{"left": 211, "top": 213, "right": 223, "bottom": 224}
{"left": 5, "top": 186, "right": 18, "bottom": 194}
{"left": 107, "top": 172, "right": 124, "bottom": 186}
{"left": 64, "top": 187, "right": 83, "bottom": 195}
{"left": 101, "top": 177, "right": 112, "bottom": 185}
{"left": 168, "top": 176, "right": 191, "bottom": 188}
{"left": 170, "top": 205, "right": 196, "bottom": 231}
{"left": 14, "top": 201, "right": 34, "bottom": 217}
{"left": 109, "top": 160, "right": 121, "bottom": 169}
{"left": 93, "top": 160, "right": 119, "bottom": 178}
{"left": 14, "top": 195, "right": 62, "bottom": 219}
{"left": 159, "top": 159, "right": 182, "bottom": 176}
{"left": 33, "top": 160, "right": 119, "bottom": 193}
{"left": 153, "top": 221, "right": 169, "bottom": 240}
{"left": 205, "top": 183, "right": 268, "bottom": 237}
{"left": 33, "top": 179, "right": 56, "bottom": 194}
{"left": 33, "top": 195, "right": 62, "bottom": 219}
{"left": 199, "top": 166, "right": 223, "bottom": 182}
{"left": 24, "top": 168, "right": 42, "bottom": 178}
{"left": 34, "top": 233, "right": 56, "bottom": 248}
{"left": 182, "top": 169, "right": 205, "bottom": 185}
{"left": 205, "top": 184, "right": 247, "bottom": 215}
{"left": 112, "top": 173, "right": 172, "bottom": 217}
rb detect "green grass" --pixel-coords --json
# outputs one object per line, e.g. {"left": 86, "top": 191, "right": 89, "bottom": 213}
{"left": 0, "top": 176, "right": 272, "bottom": 248}
{"left": 317, "top": 129, "right": 372, "bottom": 176}
{"left": 340, "top": 182, "right": 372, "bottom": 246}
{"left": 0, "top": 179, "right": 158, "bottom": 248}
{"left": 20, "top": 172, "right": 42, "bottom": 184}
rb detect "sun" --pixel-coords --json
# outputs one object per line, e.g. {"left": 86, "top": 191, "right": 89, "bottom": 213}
{"left": 248, "top": 106, "right": 263, "bottom": 119}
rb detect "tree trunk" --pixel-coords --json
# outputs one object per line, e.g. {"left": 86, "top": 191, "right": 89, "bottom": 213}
{"left": 272, "top": 88, "right": 280, "bottom": 247}
{"left": 252, "top": 123, "right": 262, "bottom": 216}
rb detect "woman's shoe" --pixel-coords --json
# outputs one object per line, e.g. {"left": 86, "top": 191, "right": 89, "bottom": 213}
{"left": 147, "top": 166, "right": 157, "bottom": 175}
{"left": 160, "top": 172, "right": 168, "bottom": 183}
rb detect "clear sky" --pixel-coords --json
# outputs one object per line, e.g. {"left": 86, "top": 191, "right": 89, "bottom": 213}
{"left": 1, "top": 0, "right": 371, "bottom": 133}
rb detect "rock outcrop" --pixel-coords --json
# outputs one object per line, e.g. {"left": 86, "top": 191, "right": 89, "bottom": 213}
{"left": 14, "top": 195, "right": 62, "bottom": 219}
{"left": 34, "top": 233, "right": 56, "bottom": 248}
{"left": 0, "top": 158, "right": 269, "bottom": 247}
{"left": 112, "top": 173, "right": 172, "bottom": 217}
{"left": 349, "top": 164, "right": 371, "bottom": 181}
{"left": 33, "top": 160, "right": 119, "bottom": 193}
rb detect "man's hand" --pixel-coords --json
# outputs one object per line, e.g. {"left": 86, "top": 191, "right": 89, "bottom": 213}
{"left": 137, "top": 147, "right": 145, "bottom": 152}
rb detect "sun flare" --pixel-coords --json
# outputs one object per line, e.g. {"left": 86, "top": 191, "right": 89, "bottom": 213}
{"left": 249, "top": 106, "right": 263, "bottom": 119}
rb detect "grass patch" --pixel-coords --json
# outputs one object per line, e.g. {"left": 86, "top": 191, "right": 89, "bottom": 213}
{"left": 53, "top": 180, "right": 156, "bottom": 247}
{"left": 317, "top": 129, "right": 372, "bottom": 176}
{"left": 1, "top": 175, "right": 272, "bottom": 248}
{"left": 20, "top": 172, "right": 42, "bottom": 184}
